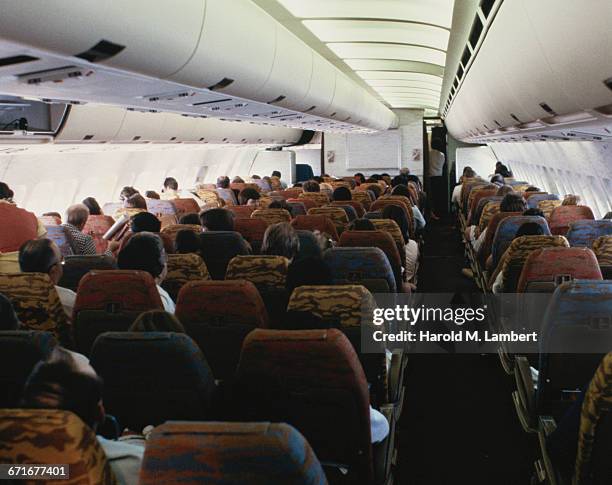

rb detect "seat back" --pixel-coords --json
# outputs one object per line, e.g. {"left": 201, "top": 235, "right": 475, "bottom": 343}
{"left": 518, "top": 247, "right": 603, "bottom": 293}
{"left": 287, "top": 201, "right": 307, "bottom": 217}
{"left": 82, "top": 215, "right": 116, "bottom": 254}
{"left": 39, "top": 214, "right": 61, "bottom": 225}
{"left": 468, "top": 190, "right": 498, "bottom": 225}
{"left": 0, "top": 330, "right": 56, "bottom": 407}
{"left": 491, "top": 216, "right": 551, "bottom": 269}
{"left": 323, "top": 247, "right": 396, "bottom": 293}
{"left": 172, "top": 198, "right": 200, "bottom": 216}
{"left": 251, "top": 208, "right": 292, "bottom": 225}
{"left": 234, "top": 218, "right": 268, "bottom": 253}
{"left": 0, "top": 273, "right": 72, "bottom": 346}
{"left": 162, "top": 253, "right": 210, "bottom": 301}
{"left": 225, "top": 255, "right": 288, "bottom": 290}
{"left": 196, "top": 189, "right": 224, "bottom": 206}
{"left": 59, "top": 254, "right": 117, "bottom": 292}
{"left": 146, "top": 198, "right": 178, "bottom": 217}
{"left": 307, "top": 207, "right": 349, "bottom": 232}
{"left": 350, "top": 190, "right": 373, "bottom": 210}
{"left": 592, "top": 235, "right": 612, "bottom": 279}
{"left": 538, "top": 199, "right": 562, "bottom": 219}
{"left": 198, "top": 231, "right": 251, "bottom": 280}
{"left": 526, "top": 193, "right": 559, "bottom": 209}
{"left": 73, "top": 270, "right": 163, "bottom": 355}
{"left": 298, "top": 192, "right": 330, "bottom": 207}
{"left": 235, "top": 329, "right": 373, "bottom": 482}
{"left": 0, "top": 409, "right": 116, "bottom": 485}
{"left": 330, "top": 204, "right": 358, "bottom": 222}
{"left": 91, "top": 332, "right": 215, "bottom": 430}
{"left": 140, "top": 421, "right": 328, "bottom": 485}
{"left": 477, "top": 200, "right": 502, "bottom": 234}
{"left": 566, "top": 220, "right": 612, "bottom": 248}
{"left": 537, "top": 280, "right": 612, "bottom": 420}
{"left": 160, "top": 223, "right": 201, "bottom": 244}
{"left": 176, "top": 280, "right": 268, "bottom": 379}
{"left": 102, "top": 202, "right": 122, "bottom": 216}
{"left": 549, "top": 206, "right": 595, "bottom": 235}
{"left": 291, "top": 215, "right": 339, "bottom": 241}
{"left": 280, "top": 188, "right": 303, "bottom": 199}
{"left": 478, "top": 211, "right": 523, "bottom": 265}
{"left": 227, "top": 205, "right": 256, "bottom": 219}
{"left": 371, "top": 198, "right": 414, "bottom": 237}
{"left": 45, "top": 225, "right": 74, "bottom": 257}
{"left": 331, "top": 200, "right": 365, "bottom": 218}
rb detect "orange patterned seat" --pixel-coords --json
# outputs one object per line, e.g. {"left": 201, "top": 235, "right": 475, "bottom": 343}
{"left": 83, "top": 215, "right": 115, "bottom": 254}
{"left": 307, "top": 207, "right": 349, "bottom": 233}
{"left": 162, "top": 253, "right": 210, "bottom": 301}
{"left": 172, "top": 198, "right": 200, "bottom": 216}
{"left": 251, "top": 208, "right": 292, "bottom": 225}
{"left": 227, "top": 205, "right": 256, "bottom": 219}
{"left": 291, "top": 215, "right": 339, "bottom": 241}
{"left": 298, "top": 192, "right": 329, "bottom": 207}
{"left": 548, "top": 205, "right": 595, "bottom": 235}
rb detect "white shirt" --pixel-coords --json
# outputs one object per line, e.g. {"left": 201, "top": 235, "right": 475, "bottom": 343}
{"left": 452, "top": 185, "right": 463, "bottom": 205}
{"left": 370, "top": 407, "right": 390, "bottom": 443}
{"left": 429, "top": 149, "right": 445, "bottom": 177}
{"left": 97, "top": 437, "right": 143, "bottom": 485}
{"left": 412, "top": 207, "right": 426, "bottom": 231}
{"left": 55, "top": 285, "right": 76, "bottom": 318}
{"left": 156, "top": 284, "right": 176, "bottom": 313}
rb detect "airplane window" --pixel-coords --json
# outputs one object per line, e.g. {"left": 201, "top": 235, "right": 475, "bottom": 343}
{"left": 134, "top": 170, "right": 166, "bottom": 194}
{"left": 75, "top": 176, "right": 118, "bottom": 204}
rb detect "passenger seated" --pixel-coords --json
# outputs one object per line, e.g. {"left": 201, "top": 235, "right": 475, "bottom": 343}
{"left": 285, "top": 257, "right": 333, "bottom": 295}
{"left": 18, "top": 239, "right": 76, "bottom": 318}
{"left": 178, "top": 213, "right": 200, "bottom": 225}
{"left": 119, "top": 186, "right": 139, "bottom": 203}
{"left": 490, "top": 174, "right": 505, "bottom": 186}
{"left": 216, "top": 176, "right": 238, "bottom": 205}
{"left": 0, "top": 182, "right": 47, "bottom": 272}
{"left": 523, "top": 208, "right": 545, "bottom": 218}
{"left": 21, "top": 347, "right": 144, "bottom": 485}
{"left": 271, "top": 170, "right": 287, "bottom": 189}
{"left": 144, "top": 191, "right": 160, "bottom": 200}
{"left": 114, "top": 193, "right": 147, "bottom": 221}
{"left": 82, "top": 197, "right": 103, "bottom": 216}
{"left": 63, "top": 204, "right": 118, "bottom": 255}
{"left": 354, "top": 172, "right": 366, "bottom": 185}
{"left": 117, "top": 232, "right": 175, "bottom": 313}
{"left": 451, "top": 167, "right": 476, "bottom": 206}
{"left": 267, "top": 199, "right": 291, "bottom": 212}
{"left": 349, "top": 218, "right": 376, "bottom": 231}
{"left": 175, "top": 229, "right": 200, "bottom": 254}
{"left": 129, "top": 310, "right": 185, "bottom": 333}
{"left": 261, "top": 222, "right": 300, "bottom": 262}
{"left": 131, "top": 212, "right": 161, "bottom": 233}
{"left": 160, "top": 177, "right": 179, "bottom": 200}
{"left": 332, "top": 186, "right": 352, "bottom": 202}
{"left": 392, "top": 184, "right": 426, "bottom": 231}
{"left": 238, "top": 188, "right": 260, "bottom": 206}
{"left": 562, "top": 194, "right": 581, "bottom": 206}
{"left": 200, "top": 208, "right": 235, "bottom": 232}
{"left": 381, "top": 205, "right": 419, "bottom": 282}
{"left": 231, "top": 176, "right": 244, "bottom": 184}
{"left": 0, "top": 292, "right": 21, "bottom": 330}
{"left": 302, "top": 180, "right": 320, "bottom": 193}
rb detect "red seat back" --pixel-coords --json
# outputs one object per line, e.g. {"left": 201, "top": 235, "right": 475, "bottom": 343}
{"left": 227, "top": 205, "right": 256, "bottom": 219}
{"left": 290, "top": 215, "right": 339, "bottom": 241}
{"left": 549, "top": 206, "right": 595, "bottom": 235}
{"left": 83, "top": 215, "right": 115, "bottom": 254}
{"left": 172, "top": 198, "right": 200, "bottom": 216}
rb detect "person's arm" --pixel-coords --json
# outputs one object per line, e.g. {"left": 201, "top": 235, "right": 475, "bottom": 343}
{"left": 412, "top": 206, "right": 426, "bottom": 230}
{"left": 36, "top": 219, "right": 47, "bottom": 238}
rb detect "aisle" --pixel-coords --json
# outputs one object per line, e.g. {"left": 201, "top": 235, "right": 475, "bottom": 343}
{"left": 394, "top": 217, "right": 537, "bottom": 484}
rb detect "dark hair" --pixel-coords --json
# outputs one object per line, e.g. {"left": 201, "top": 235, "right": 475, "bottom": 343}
{"left": 516, "top": 222, "right": 544, "bottom": 238}
{"left": 525, "top": 186, "right": 540, "bottom": 192}
{"left": 120, "top": 186, "right": 139, "bottom": 201}
{"left": 271, "top": 171, "right": 281, "bottom": 178}
{"left": 286, "top": 257, "right": 333, "bottom": 294}
{"left": 354, "top": 173, "right": 366, "bottom": 184}
{"left": 43, "top": 212, "right": 62, "bottom": 220}
{"left": 391, "top": 175, "right": 408, "bottom": 187}
{"left": 130, "top": 212, "right": 161, "bottom": 233}
{"left": 125, "top": 193, "right": 147, "bottom": 210}
{"left": 21, "top": 347, "right": 103, "bottom": 429}
{"left": 462, "top": 167, "right": 476, "bottom": 178}
{"left": 178, "top": 213, "right": 201, "bottom": 225}
{"left": 216, "top": 176, "right": 230, "bottom": 189}
{"left": 391, "top": 184, "right": 411, "bottom": 198}
{"left": 145, "top": 191, "right": 160, "bottom": 200}
{"left": 0, "top": 293, "right": 20, "bottom": 330}
{"left": 175, "top": 229, "right": 200, "bottom": 254}
{"left": 302, "top": 181, "right": 320, "bottom": 193}
{"left": 312, "top": 176, "right": 323, "bottom": 184}
{"left": 251, "top": 174, "right": 261, "bottom": 180}
{"left": 366, "top": 184, "right": 382, "bottom": 199}
{"left": 82, "top": 197, "right": 102, "bottom": 216}
{"left": 163, "top": 177, "right": 178, "bottom": 190}
{"left": 268, "top": 200, "right": 290, "bottom": 211}
{"left": 261, "top": 222, "right": 300, "bottom": 260}
{"left": 370, "top": 174, "right": 382, "bottom": 181}
{"left": 129, "top": 310, "right": 185, "bottom": 333}
{"left": 523, "top": 208, "right": 545, "bottom": 218}
{"left": 232, "top": 176, "right": 244, "bottom": 184}
{"left": 500, "top": 193, "right": 526, "bottom": 213}
{"left": 200, "top": 208, "right": 234, "bottom": 231}
{"left": 490, "top": 174, "right": 504, "bottom": 185}
{"left": 293, "top": 182, "right": 303, "bottom": 188}
{"left": 497, "top": 185, "right": 514, "bottom": 196}
{"left": 117, "top": 232, "right": 166, "bottom": 279}
{"left": 332, "top": 187, "right": 352, "bottom": 201}
{"left": 349, "top": 218, "right": 375, "bottom": 231}
{"left": 0, "top": 182, "right": 14, "bottom": 201}
{"left": 382, "top": 205, "right": 409, "bottom": 242}
{"left": 406, "top": 175, "right": 422, "bottom": 188}
{"left": 238, "top": 188, "right": 260, "bottom": 205}
{"left": 19, "top": 239, "right": 59, "bottom": 274}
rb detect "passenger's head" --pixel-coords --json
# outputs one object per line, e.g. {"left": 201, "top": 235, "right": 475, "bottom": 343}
{"left": 117, "top": 232, "right": 167, "bottom": 282}
{"left": 406, "top": 175, "right": 422, "bottom": 188}
{"left": 119, "top": 186, "right": 139, "bottom": 202}
{"left": 523, "top": 208, "right": 545, "bottom": 218}
{"left": 21, "top": 347, "right": 104, "bottom": 430}
{"left": 178, "top": 213, "right": 200, "bottom": 225}
{"left": 145, "top": 191, "right": 160, "bottom": 200}
{"left": 129, "top": 310, "right": 185, "bottom": 333}
{"left": 562, "top": 194, "right": 581, "bottom": 206}
{"left": 19, "top": 239, "right": 64, "bottom": 285}
{"left": 516, "top": 222, "right": 544, "bottom": 238}
{"left": 462, "top": 167, "right": 476, "bottom": 179}
{"left": 271, "top": 170, "right": 281, "bottom": 178}
{"left": 175, "top": 229, "right": 200, "bottom": 254}
{"left": 349, "top": 218, "right": 376, "bottom": 231}
{"left": 268, "top": 199, "right": 290, "bottom": 211}
{"left": 500, "top": 193, "right": 527, "bottom": 213}
{"left": 302, "top": 180, "right": 320, "bottom": 193}
{"left": 382, "top": 205, "right": 409, "bottom": 241}
{"left": 497, "top": 185, "right": 514, "bottom": 196}
{"left": 238, "top": 188, "right": 260, "bottom": 205}
{"left": 163, "top": 177, "right": 178, "bottom": 191}
{"left": 81, "top": 197, "right": 102, "bottom": 216}
{"left": 43, "top": 212, "right": 62, "bottom": 221}
{"left": 124, "top": 193, "right": 147, "bottom": 210}
{"left": 0, "top": 182, "right": 14, "bottom": 201}
{"left": 261, "top": 222, "right": 300, "bottom": 261}
{"left": 525, "top": 186, "right": 540, "bottom": 192}
{"left": 66, "top": 203, "right": 90, "bottom": 230}
{"left": 391, "top": 175, "right": 407, "bottom": 187}
{"left": 0, "top": 293, "right": 20, "bottom": 330}
{"left": 490, "top": 174, "right": 504, "bottom": 185}
{"left": 232, "top": 176, "right": 244, "bottom": 184}
{"left": 130, "top": 212, "right": 161, "bottom": 233}
{"left": 199, "top": 208, "right": 234, "bottom": 231}
{"left": 286, "top": 257, "right": 333, "bottom": 294}
{"left": 332, "top": 186, "right": 352, "bottom": 201}
{"left": 354, "top": 173, "right": 366, "bottom": 184}
{"left": 391, "top": 184, "right": 411, "bottom": 199}
{"left": 251, "top": 174, "right": 261, "bottom": 180}
{"left": 216, "top": 176, "right": 230, "bottom": 189}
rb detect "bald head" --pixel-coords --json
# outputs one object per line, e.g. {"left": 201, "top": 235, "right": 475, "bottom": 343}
{"left": 66, "top": 203, "right": 90, "bottom": 229}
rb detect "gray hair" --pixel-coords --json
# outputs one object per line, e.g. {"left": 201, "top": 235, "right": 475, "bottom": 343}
{"left": 66, "top": 203, "right": 90, "bottom": 228}
{"left": 261, "top": 222, "right": 300, "bottom": 260}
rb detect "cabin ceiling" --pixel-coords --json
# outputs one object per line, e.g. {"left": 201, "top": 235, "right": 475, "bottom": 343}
{"left": 254, "top": 0, "right": 455, "bottom": 116}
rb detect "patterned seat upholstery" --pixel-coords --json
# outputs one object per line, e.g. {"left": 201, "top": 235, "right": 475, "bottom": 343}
{"left": 59, "top": 255, "right": 117, "bottom": 292}
{"left": 0, "top": 273, "right": 73, "bottom": 347}
{"left": 172, "top": 198, "right": 200, "bottom": 216}
{"left": 146, "top": 198, "right": 178, "bottom": 217}
{"left": 461, "top": 180, "right": 488, "bottom": 214}
{"left": 473, "top": 196, "right": 502, "bottom": 231}
{"left": 0, "top": 330, "right": 56, "bottom": 407}
{"left": 45, "top": 225, "right": 74, "bottom": 257}
{"left": 573, "top": 352, "right": 612, "bottom": 485}
{"left": 323, "top": 247, "right": 396, "bottom": 293}
{"left": 364, "top": 211, "right": 383, "bottom": 219}
{"left": 477, "top": 201, "right": 502, "bottom": 235}
{"left": 251, "top": 208, "right": 292, "bottom": 225}
{"left": 538, "top": 199, "right": 562, "bottom": 219}
{"left": 198, "top": 231, "right": 251, "bottom": 280}
{"left": 288, "top": 197, "right": 317, "bottom": 211}
{"left": 526, "top": 193, "right": 559, "bottom": 210}
{"left": 592, "top": 235, "right": 612, "bottom": 279}
{"left": 298, "top": 192, "right": 330, "bottom": 207}
{"left": 566, "top": 220, "right": 612, "bottom": 248}
{"left": 226, "top": 205, "right": 255, "bottom": 219}
{"left": 467, "top": 187, "right": 497, "bottom": 224}
{"left": 491, "top": 216, "right": 551, "bottom": 270}
{"left": 477, "top": 211, "right": 523, "bottom": 266}
{"left": 196, "top": 189, "right": 223, "bottom": 206}
{"left": 279, "top": 188, "right": 304, "bottom": 199}
{"left": 498, "top": 235, "right": 570, "bottom": 292}
{"left": 330, "top": 204, "right": 358, "bottom": 222}
{"left": 225, "top": 255, "right": 288, "bottom": 289}
{"left": 339, "top": 230, "right": 403, "bottom": 290}
{"left": 331, "top": 200, "right": 366, "bottom": 218}
{"left": 287, "top": 201, "right": 307, "bottom": 217}
{"left": 234, "top": 218, "right": 268, "bottom": 253}
{"left": 548, "top": 206, "right": 595, "bottom": 235}
{"left": 517, "top": 247, "right": 603, "bottom": 293}
{"left": 162, "top": 253, "right": 210, "bottom": 301}
{"left": 351, "top": 190, "right": 373, "bottom": 210}
{"left": 0, "top": 409, "right": 116, "bottom": 485}
{"left": 537, "top": 281, "right": 612, "bottom": 421}
{"left": 176, "top": 280, "right": 268, "bottom": 379}
{"left": 82, "top": 215, "right": 116, "bottom": 254}
{"left": 307, "top": 207, "right": 349, "bottom": 232}
{"left": 371, "top": 198, "right": 415, "bottom": 237}
{"left": 73, "top": 270, "right": 163, "bottom": 355}
{"left": 141, "top": 421, "right": 328, "bottom": 485}
{"left": 91, "top": 332, "right": 215, "bottom": 430}
{"left": 291, "top": 215, "right": 339, "bottom": 241}
{"left": 160, "top": 223, "right": 201, "bottom": 243}
{"left": 235, "top": 329, "right": 374, "bottom": 484}
{"left": 370, "top": 219, "right": 407, "bottom": 269}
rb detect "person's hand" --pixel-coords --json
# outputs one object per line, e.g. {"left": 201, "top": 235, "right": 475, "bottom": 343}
{"left": 107, "top": 240, "right": 120, "bottom": 252}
